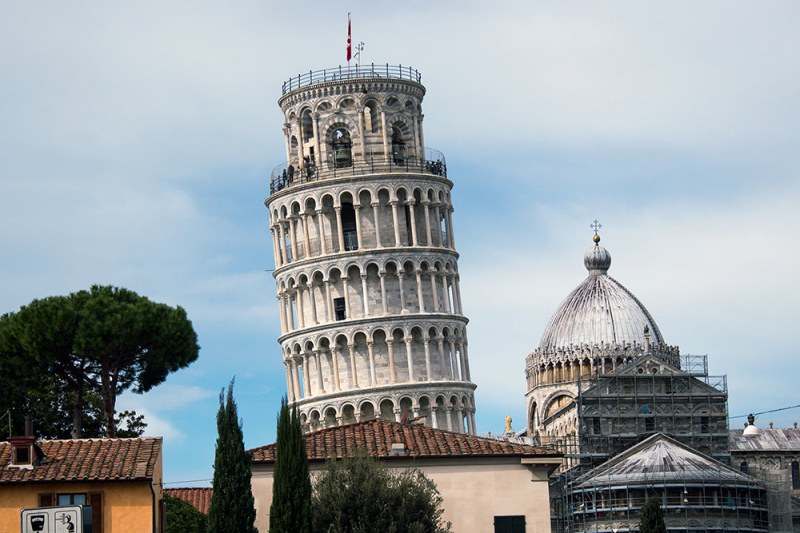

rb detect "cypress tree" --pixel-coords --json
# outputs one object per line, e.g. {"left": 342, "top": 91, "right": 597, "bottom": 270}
{"left": 208, "top": 379, "right": 257, "bottom": 533}
{"left": 269, "top": 397, "right": 312, "bottom": 533}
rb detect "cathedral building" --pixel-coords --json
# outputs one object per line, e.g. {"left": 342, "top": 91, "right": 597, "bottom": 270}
{"left": 264, "top": 64, "right": 477, "bottom": 434}
{"left": 525, "top": 230, "right": 770, "bottom": 532}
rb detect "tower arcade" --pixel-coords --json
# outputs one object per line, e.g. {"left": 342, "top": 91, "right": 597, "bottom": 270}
{"left": 265, "top": 65, "right": 477, "bottom": 434}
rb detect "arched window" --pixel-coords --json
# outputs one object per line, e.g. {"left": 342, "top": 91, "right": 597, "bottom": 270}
{"left": 331, "top": 128, "right": 352, "bottom": 168}
{"left": 391, "top": 127, "right": 406, "bottom": 164}
{"left": 341, "top": 202, "right": 357, "bottom": 251}
{"left": 740, "top": 461, "right": 749, "bottom": 474}
{"left": 301, "top": 110, "right": 314, "bottom": 142}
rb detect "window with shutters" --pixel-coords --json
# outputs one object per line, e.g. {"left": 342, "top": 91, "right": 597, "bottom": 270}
{"left": 494, "top": 515, "right": 526, "bottom": 533}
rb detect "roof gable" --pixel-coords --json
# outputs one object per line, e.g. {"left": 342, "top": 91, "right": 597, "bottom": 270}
{"left": 0, "top": 438, "right": 162, "bottom": 484}
{"left": 574, "top": 433, "right": 750, "bottom": 488}
{"left": 249, "top": 418, "right": 561, "bottom": 463}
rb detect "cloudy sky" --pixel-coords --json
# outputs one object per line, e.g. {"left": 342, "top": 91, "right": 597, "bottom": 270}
{"left": 1, "top": 1, "right": 798, "bottom": 486}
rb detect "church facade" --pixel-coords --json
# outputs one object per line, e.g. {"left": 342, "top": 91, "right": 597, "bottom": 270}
{"left": 524, "top": 230, "right": 770, "bottom": 532}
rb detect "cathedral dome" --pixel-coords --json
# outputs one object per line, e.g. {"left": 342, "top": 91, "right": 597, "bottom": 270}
{"left": 539, "top": 233, "right": 664, "bottom": 351}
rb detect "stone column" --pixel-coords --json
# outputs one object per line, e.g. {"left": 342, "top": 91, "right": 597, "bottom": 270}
{"left": 389, "top": 201, "right": 401, "bottom": 247}
{"left": 454, "top": 275, "right": 463, "bottom": 314}
{"left": 292, "top": 358, "right": 301, "bottom": 399}
{"left": 423, "top": 337, "right": 432, "bottom": 381}
{"left": 324, "top": 280, "right": 333, "bottom": 322}
{"left": 282, "top": 124, "right": 292, "bottom": 163}
{"left": 379, "top": 271, "right": 388, "bottom": 315}
{"left": 316, "top": 208, "right": 328, "bottom": 255}
{"left": 285, "top": 293, "right": 295, "bottom": 331}
{"left": 418, "top": 114, "right": 425, "bottom": 156}
{"left": 302, "top": 353, "right": 311, "bottom": 397}
{"left": 387, "top": 339, "right": 397, "bottom": 384}
{"left": 407, "top": 199, "right": 418, "bottom": 246}
{"left": 436, "top": 337, "right": 446, "bottom": 380}
{"left": 277, "top": 293, "right": 287, "bottom": 334}
{"left": 443, "top": 276, "right": 452, "bottom": 313}
{"left": 314, "top": 349, "right": 325, "bottom": 394}
{"left": 331, "top": 347, "right": 341, "bottom": 392}
{"left": 302, "top": 212, "right": 312, "bottom": 258}
{"left": 334, "top": 206, "right": 345, "bottom": 252}
{"left": 468, "top": 411, "right": 477, "bottom": 435}
{"left": 367, "top": 341, "right": 376, "bottom": 386}
{"left": 404, "top": 337, "right": 415, "bottom": 382}
{"left": 445, "top": 407, "right": 453, "bottom": 432}
{"left": 446, "top": 206, "right": 456, "bottom": 248}
{"left": 288, "top": 216, "right": 298, "bottom": 261}
{"left": 357, "top": 107, "right": 366, "bottom": 159}
{"left": 348, "top": 343, "right": 359, "bottom": 389}
{"left": 285, "top": 359, "right": 295, "bottom": 402}
{"left": 294, "top": 122, "right": 303, "bottom": 167}
{"left": 422, "top": 200, "right": 432, "bottom": 245}
{"left": 412, "top": 114, "right": 422, "bottom": 159}
{"left": 312, "top": 113, "right": 321, "bottom": 167}
{"left": 353, "top": 204, "right": 363, "bottom": 249}
{"left": 415, "top": 270, "right": 425, "bottom": 313}
{"left": 278, "top": 221, "right": 289, "bottom": 263}
{"left": 397, "top": 272, "right": 408, "bottom": 313}
{"left": 270, "top": 226, "right": 282, "bottom": 267}
{"left": 371, "top": 202, "right": 382, "bottom": 248}
{"left": 342, "top": 277, "right": 350, "bottom": 319}
{"left": 431, "top": 406, "right": 439, "bottom": 429}
{"left": 380, "top": 111, "right": 389, "bottom": 161}
{"left": 360, "top": 273, "right": 369, "bottom": 317}
{"left": 456, "top": 338, "right": 467, "bottom": 381}
{"left": 449, "top": 338, "right": 458, "bottom": 380}
{"left": 295, "top": 285, "right": 305, "bottom": 329}
{"left": 433, "top": 204, "right": 443, "bottom": 246}
{"left": 307, "top": 282, "right": 318, "bottom": 325}
{"left": 430, "top": 272, "right": 440, "bottom": 312}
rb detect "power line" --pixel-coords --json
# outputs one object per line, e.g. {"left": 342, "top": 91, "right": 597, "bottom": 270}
{"left": 162, "top": 478, "right": 212, "bottom": 486}
{"left": 729, "top": 403, "right": 800, "bottom": 420}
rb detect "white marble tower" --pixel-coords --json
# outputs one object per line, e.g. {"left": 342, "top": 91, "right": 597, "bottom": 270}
{"left": 265, "top": 64, "right": 476, "bottom": 434}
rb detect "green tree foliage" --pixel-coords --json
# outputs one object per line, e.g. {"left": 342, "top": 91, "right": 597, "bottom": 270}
{"left": 164, "top": 494, "right": 207, "bottom": 533}
{"left": 312, "top": 449, "right": 451, "bottom": 533}
{"left": 269, "top": 398, "right": 311, "bottom": 533}
{"left": 208, "top": 380, "right": 257, "bottom": 533}
{"left": 640, "top": 496, "right": 667, "bottom": 533}
{"left": 0, "top": 285, "right": 199, "bottom": 437}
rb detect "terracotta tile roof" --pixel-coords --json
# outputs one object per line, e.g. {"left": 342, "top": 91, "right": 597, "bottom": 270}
{"left": 165, "top": 488, "right": 213, "bottom": 514}
{"left": 0, "top": 437, "right": 162, "bottom": 484}
{"left": 249, "top": 418, "right": 560, "bottom": 463}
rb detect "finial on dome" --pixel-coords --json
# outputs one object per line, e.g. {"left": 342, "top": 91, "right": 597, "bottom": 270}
{"left": 590, "top": 220, "right": 602, "bottom": 245}
{"left": 585, "top": 220, "right": 611, "bottom": 273}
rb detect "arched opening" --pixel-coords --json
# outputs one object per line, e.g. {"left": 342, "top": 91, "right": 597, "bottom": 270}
{"left": 360, "top": 401, "right": 375, "bottom": 421}
{"left": 341, "top": 202, "right": 357, "bottom": 251}
{"left": 391, "top": 126, "right": 406, "bottom": 164}
{"left": 331, "top": 128, "right": 352, "bottom": 168}
{"left": 380, "top": 399, "right": 395, "bottom": 421}
{"left": 793, "top": 461, "right": 800, "bottom": 490}
{"left": 301, "top": 109, "right": 314, "bottom": 143}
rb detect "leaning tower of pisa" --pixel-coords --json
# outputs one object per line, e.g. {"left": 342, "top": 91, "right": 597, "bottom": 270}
{"left": 264, "top": 64, "right": 476, "bottom": 434}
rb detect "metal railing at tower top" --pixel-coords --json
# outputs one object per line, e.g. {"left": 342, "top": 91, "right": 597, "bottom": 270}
{"left": 268, "top": 147, "right": 447, "bottom": 196}
{"left": 281, "top": 64, "right": 422, "bottom": 94}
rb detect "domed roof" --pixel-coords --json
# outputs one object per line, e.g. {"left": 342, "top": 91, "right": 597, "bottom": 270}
{"left": 539, "top": 233, "right": 664, "bottom": 351}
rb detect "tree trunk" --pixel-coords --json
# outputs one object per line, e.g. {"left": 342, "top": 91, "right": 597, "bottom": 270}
{"left": 101, "top": 367, "right": 117, "bottom": 438}
{"left": 71, "top": 385, "right": 83, "bottom": 439}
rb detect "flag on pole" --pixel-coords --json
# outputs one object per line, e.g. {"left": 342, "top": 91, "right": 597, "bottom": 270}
{"left": 346, "top": 14, "right": 352, "bottom": 62}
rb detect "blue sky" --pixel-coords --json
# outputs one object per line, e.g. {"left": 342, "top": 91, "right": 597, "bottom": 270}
{"left": 1, "top": 2, "right": 798, "bottom": 486}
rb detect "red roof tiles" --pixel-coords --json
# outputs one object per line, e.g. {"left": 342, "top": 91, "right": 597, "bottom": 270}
{"left": 249, "top": 418, "right": 559, "bottom": 463}
{"left": 165, "top": 488, "right": 213, "bottom": 514}
{"left": 0, "top": 437, "right": 162, "bottom": 484}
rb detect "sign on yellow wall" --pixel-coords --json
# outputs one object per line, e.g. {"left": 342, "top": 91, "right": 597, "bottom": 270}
{"left": 20, "top": 506, "right": 84, "bottom": 533}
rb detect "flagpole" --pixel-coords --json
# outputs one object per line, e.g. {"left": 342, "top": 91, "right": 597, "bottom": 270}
{"left": 346, "top": 13, "right": 352, "bottom": 72}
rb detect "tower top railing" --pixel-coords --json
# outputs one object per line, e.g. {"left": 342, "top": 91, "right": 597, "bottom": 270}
{"left": 268, "top": 147, "right": 446, "bottom": 196}
{"left": 282, "top": 64, "right": 422, "bottom": 95}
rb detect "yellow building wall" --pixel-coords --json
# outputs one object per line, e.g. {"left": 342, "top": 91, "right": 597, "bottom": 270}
{"left": 0, "top": 480, "right": 156, "bottom": 533}
{"left": 253, "top": 457, "right": 557, "bottom": 533}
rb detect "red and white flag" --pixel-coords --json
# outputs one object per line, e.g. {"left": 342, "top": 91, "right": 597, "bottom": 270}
{"left": 346, "top": 14, "right": 352, "bottom": 62}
